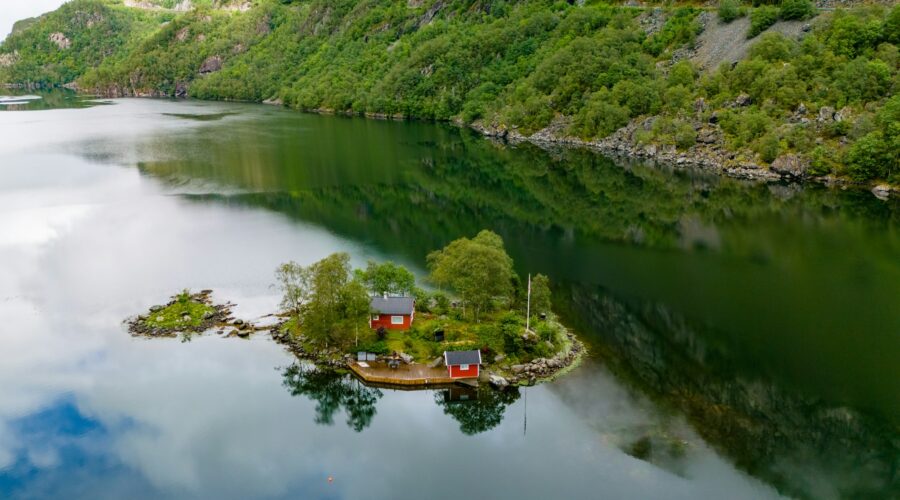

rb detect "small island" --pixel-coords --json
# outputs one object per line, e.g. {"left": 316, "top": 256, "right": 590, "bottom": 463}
{"left": 126, "top": 289, "right": 234, "bottom": 341}
{"left": 126, "top": 230, "right": 585, "bottom": 389}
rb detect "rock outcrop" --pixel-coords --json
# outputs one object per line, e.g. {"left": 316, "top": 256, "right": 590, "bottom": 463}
{"left": 199, "top": 55, "right": 223, "bottom": 74}
{"left": 49, "top": 32, "right": 71, "bottom": 50}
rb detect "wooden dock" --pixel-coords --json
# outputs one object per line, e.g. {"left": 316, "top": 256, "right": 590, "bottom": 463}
{"left": 348, "top": 360, "right": 472, "bottom": 387}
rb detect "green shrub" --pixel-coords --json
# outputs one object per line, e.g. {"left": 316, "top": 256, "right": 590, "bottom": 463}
{"left": 824, "top": 12, "right": 883, "bottom": 58}
{"left": 571, "top": 89, "right": 630, "bottom": 138}
{"left": 647, "top": 116, "right": 697, "bottom": 150}
{"left": 754, "top": 132, "right": 782, "bottom": 163}
{"left": 808, "top": 146, "right": 836, "bottom": 176}
{"left": 780, "top": 0, "right": 815, "bottom": 21}
{"left": 718, "top": 0, "right": 743, "bottom": 23}
{"left": 358, "top": 341, "right": 390, "bottom": 355}
{"left": 720, "top": 108, "right": 774, "bottom": 147}
{"left": 644, "top": 7, "right": 702, "bottom": 57}
{"left": 887, "top": 5, "right": 900, "bottom": 45}
{"left": 667, "top": 61, "right": 697, "bottom": 88}
{"left": 431, "top": 291, "right": 450, "bottom": 315}
{"left": 749, "top": 7, "right": 779, "bottom": 39}
{"left": 845, "top": 132, "right": 892, "bottom": 181}
{"left": 749, "top": 32, "right": 794, "bottom": 62}
{"left": 835, "top": 58, "right": 892, "bottom": 104}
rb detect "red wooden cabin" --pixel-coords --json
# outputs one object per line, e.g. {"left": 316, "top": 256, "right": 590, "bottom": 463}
{"left": 444, "top": 350, "right": 482, "bottom": 379}
{"left": 369, "top": 295, "right": 415, "bottom": 331}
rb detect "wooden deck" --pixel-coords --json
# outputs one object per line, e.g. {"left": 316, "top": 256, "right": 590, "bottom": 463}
{"left": 348, "top": 361, "right": 466, "bottom": 387}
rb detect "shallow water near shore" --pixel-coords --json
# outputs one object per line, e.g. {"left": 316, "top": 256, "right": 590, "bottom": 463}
{"left": 0, "top": 96, "right": 897, "bottom": 499}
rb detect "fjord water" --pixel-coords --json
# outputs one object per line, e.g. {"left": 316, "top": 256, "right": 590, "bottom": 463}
{"left": 0, "top": 96, "right": 897, "bottom": 499}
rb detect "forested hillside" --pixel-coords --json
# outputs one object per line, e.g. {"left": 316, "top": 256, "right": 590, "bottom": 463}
{"left": 1, "top": 0, "right": 897, "bottom": 186}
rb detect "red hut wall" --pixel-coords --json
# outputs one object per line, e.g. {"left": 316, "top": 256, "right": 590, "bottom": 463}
{"left": 370, "top": 314, "right": 412, "bottom": 331}
{"left": 448, "top": 364, "right": 479, "bottom": 379}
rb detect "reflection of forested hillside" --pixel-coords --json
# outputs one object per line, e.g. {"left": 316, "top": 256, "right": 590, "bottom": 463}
{"left": 557, "top": 285, "right": 899, "bottom": 499}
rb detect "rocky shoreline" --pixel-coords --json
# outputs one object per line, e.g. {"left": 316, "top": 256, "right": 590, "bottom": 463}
{"left": 269, "top": 321, "right": 352, "bottom": 370}
{"left": 487, "top": 330, "right": 586, "bottom": 389}
{"left": 125, "top": 290, "right": 271, "bottom": 339}
{"left": 283, "top": 100, "right": 896, "bottom": 199}
{"left": 126, "top": 290, "right": 230, "bottom": 337}
{"left": 468, "top": 114, "right": 896, "bottom": 199}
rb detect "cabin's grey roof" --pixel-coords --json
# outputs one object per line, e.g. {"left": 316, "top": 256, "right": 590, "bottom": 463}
{"left": 444, "top": 350, "right": 482, "bottom": 366}
{"left": 370, "top": 296, "right": 414, "bottom": 315}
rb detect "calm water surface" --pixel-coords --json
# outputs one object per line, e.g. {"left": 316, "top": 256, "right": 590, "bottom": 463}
{"left": 0, "top": 97, "right": 897, "bottom": 499}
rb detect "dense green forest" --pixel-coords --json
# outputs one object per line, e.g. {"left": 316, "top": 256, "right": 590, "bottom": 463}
{"left": 1, "top": 0, "right": 897, "bottom": 184}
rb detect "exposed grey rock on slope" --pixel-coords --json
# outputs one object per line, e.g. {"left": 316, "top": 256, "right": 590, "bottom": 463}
{"left": 691, "top": 16, "right": 811, "bottom": 71}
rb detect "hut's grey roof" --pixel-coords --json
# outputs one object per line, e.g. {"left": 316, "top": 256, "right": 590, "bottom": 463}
{"left": 370, "top": 296, "right": 414, "bottom": 315}
{"left": 444, "top": 350, "right": 482, "bottom": 366}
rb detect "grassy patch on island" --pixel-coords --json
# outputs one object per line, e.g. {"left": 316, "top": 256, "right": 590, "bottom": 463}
{"left": 142, "top": 290, "right": 217, "bottom": 330}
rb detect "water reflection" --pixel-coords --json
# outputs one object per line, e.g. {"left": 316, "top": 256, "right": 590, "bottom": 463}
{"left": 434, "top": 386, "right": 521, "bottom": 436}
{"left": 282, "top": 364, "right": 382, "bottom": 432}
{"left": 562, "top": 284, "right": 900, "bottom": 498}
{"left": 280, "top": 365, "right": 522, "bottom": 437}
{"left": 0, "top": 88, "right": 108, "bottom": 111}
{"left": 0, "top": 97, "right": 894, "bottom": 499}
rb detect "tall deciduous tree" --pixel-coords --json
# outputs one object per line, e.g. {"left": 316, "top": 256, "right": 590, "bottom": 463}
{"left": 341, "top": 278, "right": 373, "bottom": 347}
{"left": 277, "top": 253, "right": 373, "bottom": 347}
{"left": 529, "top": 273, "right": 552, "bottom": 317}
{"left": 355, "top": 260, "right": 416, "bottom": 296}
{"left": 304, "top": 252, "right": 353, "bottom": 344}
{"left": 275, "top": 261, "right": 313, "bottom": 320}
{"left": 427, "top": 230, "right": 515, "bottom": 320}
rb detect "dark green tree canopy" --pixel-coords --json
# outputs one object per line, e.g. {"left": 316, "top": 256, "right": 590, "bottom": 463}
{"left": 427, "top": 230, "right": 515, "bottom": 319}
{"left": 434, "top": 386, "right": 521, "bottom": 435}
{"left": 355, "top": 260, "right": 416, "bottom": 296}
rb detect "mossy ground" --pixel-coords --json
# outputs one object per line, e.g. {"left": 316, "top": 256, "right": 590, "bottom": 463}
{"left": 144, "top": 300, "right": 215, "bottom": 330}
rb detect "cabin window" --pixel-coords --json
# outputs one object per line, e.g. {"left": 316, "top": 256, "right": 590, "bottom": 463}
{"left": 391, "top": 315, "right": 404, "bottom": 325}
{"left": 371, "top": 314, "right": 379, "bottom": 321}
{"left": 460, "top": 364, "right": 469, "bottom": 370}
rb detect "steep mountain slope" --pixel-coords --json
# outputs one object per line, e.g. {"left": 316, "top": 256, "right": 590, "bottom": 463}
{"left": 0, "top": 0, "right": 167, "bottom": 85}
{"left": 1, "top": 0, "right": 897, "bottom": 188}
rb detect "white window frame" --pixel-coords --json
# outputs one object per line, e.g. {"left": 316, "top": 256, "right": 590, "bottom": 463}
{"left": 391, "top": 315, "right": 404, "bottom": 325}
{"left": 460, "top": 364, "right": 469, "bottom": 370}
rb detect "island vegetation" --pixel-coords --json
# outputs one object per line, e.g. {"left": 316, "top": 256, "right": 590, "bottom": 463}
{"left": 125, "top": 289, "right": 232, "bottom": 341}
{"left": 273, "top": 230, "right": 583, "bottom": 384}
{"left": 1, "top": 0, "right": 896, "bottom": 189}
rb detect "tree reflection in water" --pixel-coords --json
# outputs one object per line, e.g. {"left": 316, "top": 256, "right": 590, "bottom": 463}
{"left": 434, "top": 386, "right": 521, "bottom": 435}
{"left": 282, "top": 364, "right": 383, "bottom": 432}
